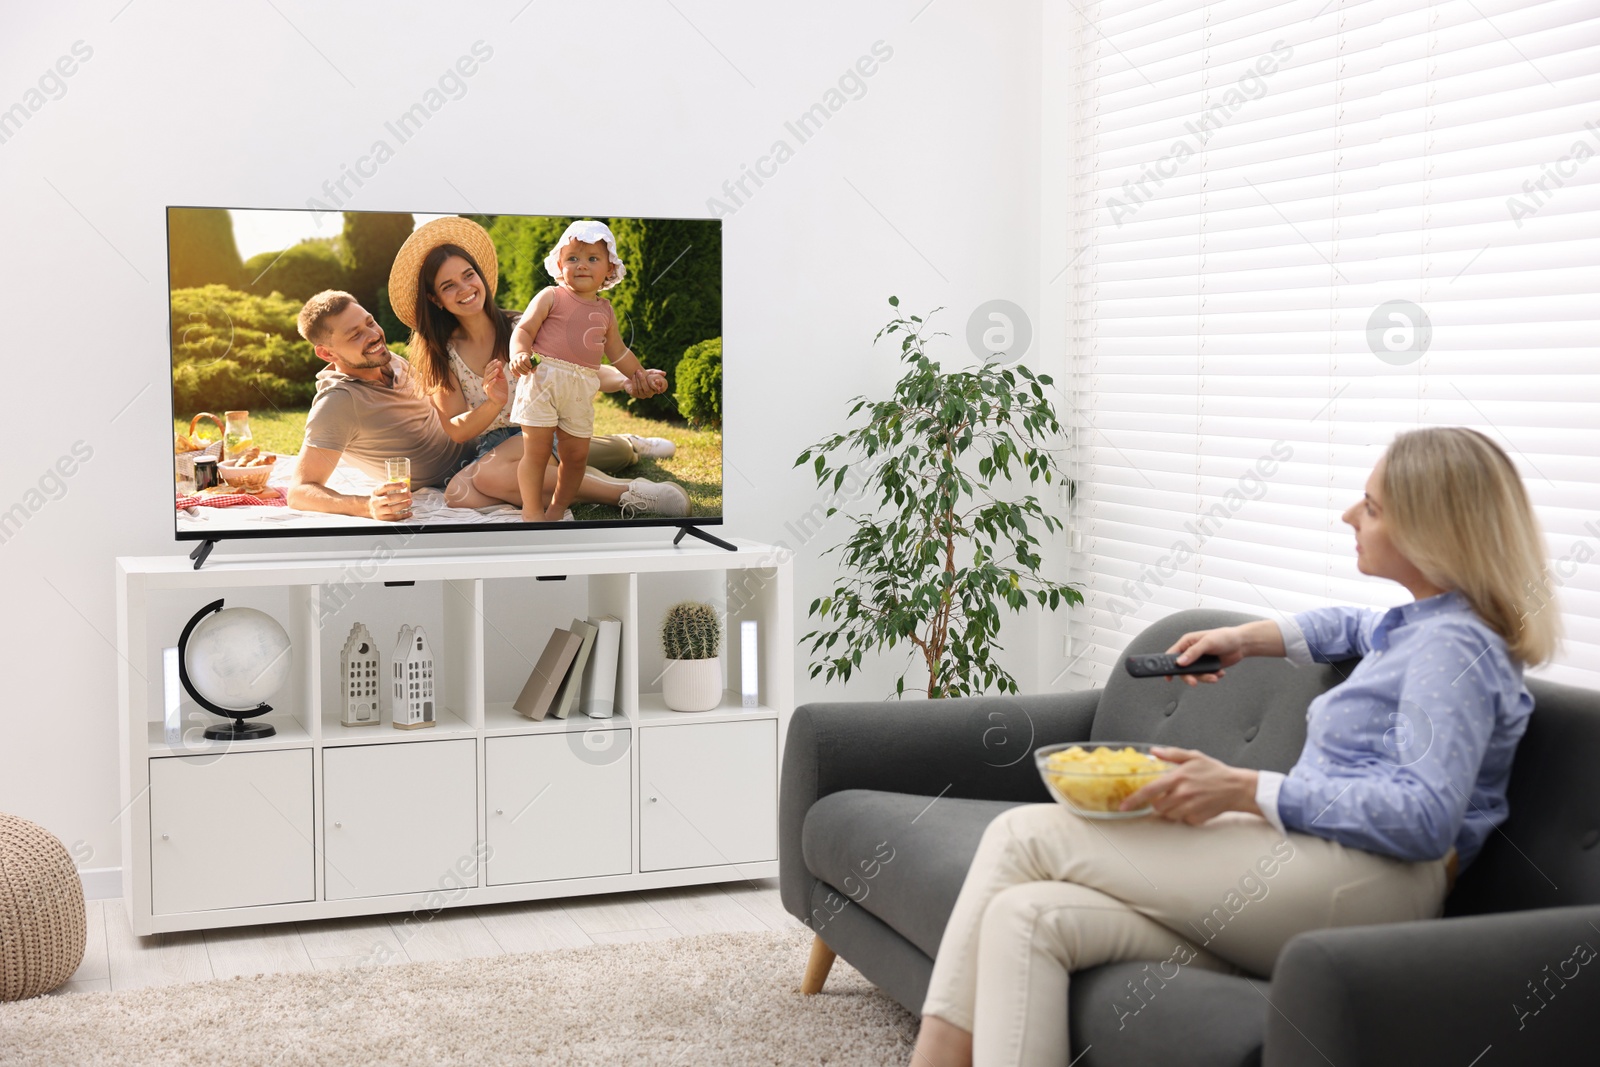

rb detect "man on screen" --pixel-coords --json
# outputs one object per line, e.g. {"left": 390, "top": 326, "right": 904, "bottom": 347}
{"left": 289, "top": 291, "right": 685, "bottom": 522}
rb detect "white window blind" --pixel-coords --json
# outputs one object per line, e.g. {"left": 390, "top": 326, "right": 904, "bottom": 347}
{"left": 1064, "top": 0, "right": 1600, "bottom": 691}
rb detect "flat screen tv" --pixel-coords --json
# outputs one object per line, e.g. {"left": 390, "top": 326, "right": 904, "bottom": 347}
{"left": 168, "top": 206, "right": 723, "bottom": 555}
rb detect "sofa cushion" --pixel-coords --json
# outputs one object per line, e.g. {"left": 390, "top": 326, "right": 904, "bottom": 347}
{"left": 1446, "top": 675, "right": 1600, "bottom": 916}
{"left": 1070, "top": 962, "right": 1270, "bottom": 1067}
{"left": 802, "top": 788, "right": 1022, "bottom": 958}
{"left": 1093, "top": 608, "right": 1347, "bottom": 774}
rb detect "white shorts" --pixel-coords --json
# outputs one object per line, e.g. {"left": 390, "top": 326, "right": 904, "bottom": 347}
{"left": 511, "top": 358, "right": 599, "bottom": 438}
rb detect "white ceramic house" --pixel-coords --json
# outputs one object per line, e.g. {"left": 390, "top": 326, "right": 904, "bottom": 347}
{"left": 391, "top": 624, "right": 436, "bottom": 730}
{"left": 339, "top": 623, "right": 381, "bottom": 727}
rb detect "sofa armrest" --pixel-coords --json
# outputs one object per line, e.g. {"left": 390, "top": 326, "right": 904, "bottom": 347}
{"left": 779, "top": 689, "right": 1101, "bottom": 922}
{"left": 1266, "top": 903, "right": 1600, "bottom": 1065}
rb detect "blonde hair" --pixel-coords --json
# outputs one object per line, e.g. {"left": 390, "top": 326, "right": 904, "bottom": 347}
{"left": 296, "top": 290, "right": 357, "bottom": 345}
{"left": 1381, "top": 427, "right": 1560, "bottom": 666}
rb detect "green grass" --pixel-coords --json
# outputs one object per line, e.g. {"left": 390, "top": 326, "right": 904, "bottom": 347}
{"left": 177, "top": 402, "right": 722, "bottom": 518}
{"left": 576, "top": 402, "right": 723, "bottom": 520}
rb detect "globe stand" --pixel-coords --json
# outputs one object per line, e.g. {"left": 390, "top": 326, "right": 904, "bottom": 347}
{"left": 203, "top": 718, "right": 278, "bottom": 742}
{"left": 178, "top": 598, "right": 281, "bottom": 742}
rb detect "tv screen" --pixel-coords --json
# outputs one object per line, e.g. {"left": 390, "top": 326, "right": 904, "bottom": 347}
{"left": 169, "top": 206, "right": 722, "bottom": 542}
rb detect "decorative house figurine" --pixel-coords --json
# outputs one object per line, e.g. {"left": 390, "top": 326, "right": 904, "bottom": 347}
{"left": 391, "top": 624, "right": 436, "bottom": 730}
{"left": 340, "top": 623, "right": 382, "bottom": 727}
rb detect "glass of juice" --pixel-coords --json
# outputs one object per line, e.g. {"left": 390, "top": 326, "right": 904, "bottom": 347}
{"left": 385, "top": 457, "right": 411, "bottom": 489}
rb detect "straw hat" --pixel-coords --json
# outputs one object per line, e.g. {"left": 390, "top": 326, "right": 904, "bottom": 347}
{"left": 387, "top": 216, "right": 499, "bottom": 331}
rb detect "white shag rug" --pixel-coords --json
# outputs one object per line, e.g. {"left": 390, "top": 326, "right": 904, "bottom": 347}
{"left": 0, "top": 928, "right": 919, "bottom": 1066}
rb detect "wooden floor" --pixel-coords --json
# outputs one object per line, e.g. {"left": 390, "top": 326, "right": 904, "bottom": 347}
{"left": 52, "top": 877, "right": 803, "bottom": 996}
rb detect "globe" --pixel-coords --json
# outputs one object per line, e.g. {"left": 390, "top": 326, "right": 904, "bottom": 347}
{"left": 184, "top": 607, "right": 292, "bottom": 712}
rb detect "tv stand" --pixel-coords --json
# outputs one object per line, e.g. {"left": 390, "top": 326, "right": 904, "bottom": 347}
{"left": 115, "top": 540, "right": 792, "bottom": 935}
{"left": 673, "top": 524, "right": 737, "bottom": 552}
{"left": 187, "top": 539, "right": 218, "bottom": 570}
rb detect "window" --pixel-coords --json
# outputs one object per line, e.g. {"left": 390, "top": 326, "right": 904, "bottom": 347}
{"left": 1064, "top": 0, "right": 1600, "bottom": 689}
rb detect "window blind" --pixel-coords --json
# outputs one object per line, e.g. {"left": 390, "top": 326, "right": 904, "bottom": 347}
{"left": 1064, "top": 0, "right": 1600, "bottom": 691}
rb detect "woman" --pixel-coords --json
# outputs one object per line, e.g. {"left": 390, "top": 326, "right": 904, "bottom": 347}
{"left": 913, "top": 427, "right": 1559, "bottom": 1067}
{"left": 386, "top": 216, "right": 690, "bottom": 518}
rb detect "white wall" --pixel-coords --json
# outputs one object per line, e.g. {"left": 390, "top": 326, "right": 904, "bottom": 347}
{"left": 0, "top": 2, "right": 1045, "bottom": 869}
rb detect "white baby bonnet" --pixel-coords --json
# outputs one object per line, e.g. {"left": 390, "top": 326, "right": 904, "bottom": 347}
{"left": 544, "top": 220, "right": 627, "bottom": 290}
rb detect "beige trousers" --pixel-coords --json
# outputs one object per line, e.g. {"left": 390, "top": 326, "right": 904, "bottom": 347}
{"left": 921, "top": 804, "right": 1451, "bottom": 1067}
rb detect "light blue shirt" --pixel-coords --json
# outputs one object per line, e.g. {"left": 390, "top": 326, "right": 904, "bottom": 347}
{"left": 1255, "top": 591, "right": 1533, "bottom": 869}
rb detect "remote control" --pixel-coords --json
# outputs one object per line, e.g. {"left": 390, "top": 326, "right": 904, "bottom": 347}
{"left": 1124, "top": 653, "right": 1224, "bottom": 678}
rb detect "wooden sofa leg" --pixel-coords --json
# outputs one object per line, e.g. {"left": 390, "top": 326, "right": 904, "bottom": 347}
{"left": 801, "top": 935, "right": 837, "bottom": 994}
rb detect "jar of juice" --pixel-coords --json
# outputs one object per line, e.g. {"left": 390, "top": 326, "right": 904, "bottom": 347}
{"left": 224, "top": 410, "right": 253, "bottom": 457}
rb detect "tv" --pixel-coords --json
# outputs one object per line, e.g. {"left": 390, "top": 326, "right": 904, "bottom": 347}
{"left": 168, "top": 206, "right": 723, "bottom": 559}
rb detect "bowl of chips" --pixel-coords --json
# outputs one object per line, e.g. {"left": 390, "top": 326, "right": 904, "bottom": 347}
{"left": 1035, "top": 742, "right": 1176, "bottom": 819}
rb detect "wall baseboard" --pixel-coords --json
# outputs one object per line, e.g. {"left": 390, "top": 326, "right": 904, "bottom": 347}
{"left": 80, "top": 867, "right": 121, "bottom": 901}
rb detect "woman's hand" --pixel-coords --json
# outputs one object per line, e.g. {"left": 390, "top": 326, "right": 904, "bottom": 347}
{"left": 1120, "top": 747, "right": 1260, "bottom": 824}
{"left": 1164, "top": 626, "right": 1246, "bottom": 685}
{"left": 484, "top": 359, "right": 509, "bottom": 406}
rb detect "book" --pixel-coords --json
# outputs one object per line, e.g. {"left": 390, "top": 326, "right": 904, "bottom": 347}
{"left": 551, "top": 619, "right": 598, "bottom": 720}
{"left": 514, "top": 628, "right": 582, "bottom": 721}
{"left": 581, "top": 615, "right": 622, "bottom": 718}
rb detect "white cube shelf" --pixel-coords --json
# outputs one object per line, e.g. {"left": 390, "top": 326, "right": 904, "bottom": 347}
{"left": 116, "top": 539, "right": 792, "bottom": 934}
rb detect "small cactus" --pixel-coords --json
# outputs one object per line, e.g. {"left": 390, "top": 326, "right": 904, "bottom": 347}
{"left": 662, "top": 601, "right": 721, "bottom": 660}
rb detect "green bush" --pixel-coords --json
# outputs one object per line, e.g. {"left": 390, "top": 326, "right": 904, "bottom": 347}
{"left": 168, "top": 208, "right": 244, "bottom": 290}
{"left": 342, "top": 211, "right": 414, "bottom": 328}
{"left": 674, "top": 337, "right": 721, "bottom": 429}
{"left": 481, "top": 214, "right": 578, "bottom": 313}
{"left": 375, "top": 285, "right": 407, "bottom": 347}
{"left": 171, "top": 285, "right": 321, "bottom": 414}
{"left": 607, "top": 218, "right": 722, "bottom": 421}
{"left": 244, "top": 241, "right": 349, "bottom": 303}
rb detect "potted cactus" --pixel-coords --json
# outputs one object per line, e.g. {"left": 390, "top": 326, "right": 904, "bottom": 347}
{"left": 660, "top": 601, "right": 722, "bottom": 712}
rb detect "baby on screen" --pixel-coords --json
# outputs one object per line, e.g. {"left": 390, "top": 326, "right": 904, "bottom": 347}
{"left": 507, "top": 220, "right": 654, "bottom": 523}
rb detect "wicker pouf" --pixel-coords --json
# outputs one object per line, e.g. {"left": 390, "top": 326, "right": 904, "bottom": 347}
{"left": 0, "top": 813, "right": 87, "bottom": 1000}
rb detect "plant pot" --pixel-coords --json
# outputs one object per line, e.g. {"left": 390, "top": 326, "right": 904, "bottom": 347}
{"left": 661, "top": 657, "right": 722, "bottom": 712}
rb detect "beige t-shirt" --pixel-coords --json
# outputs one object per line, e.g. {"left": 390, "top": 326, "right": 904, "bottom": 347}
{"left": 303, "top": 355, "right": 472, "bottom": 488}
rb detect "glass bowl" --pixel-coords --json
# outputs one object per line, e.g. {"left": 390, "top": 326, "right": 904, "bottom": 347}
{"left": 1034, "top": 741, "right": 1175, "bottom": 819}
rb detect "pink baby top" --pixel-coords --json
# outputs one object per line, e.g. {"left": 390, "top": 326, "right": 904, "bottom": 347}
{"left": 518, "top": 286, "right": 617, "bottom": 369}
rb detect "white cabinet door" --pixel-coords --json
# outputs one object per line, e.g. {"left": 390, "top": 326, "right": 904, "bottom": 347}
{"left": 639, "top": 719, "right": 777, "bottom": 872}
{"left": 149, "top": 749, "right": 314, "bottom": 915}
{"left": 323, "top": 739, "right": 478, "bottom": 900}
{"left": 485, "top": 732, "right": 631, "bottom": 885}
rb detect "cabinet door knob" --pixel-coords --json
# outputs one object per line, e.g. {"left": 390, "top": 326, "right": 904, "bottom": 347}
{"left": 161, "top": 833, "right": 169, "bottom": 840}
{"left": 648, "top": 796, "right": 658, "bottom": 803}
{"left": 495, "top": 809, "right": 504, "bottom": 815}
{"left": 334, "top": 822, "right": 342, "bottom": 829}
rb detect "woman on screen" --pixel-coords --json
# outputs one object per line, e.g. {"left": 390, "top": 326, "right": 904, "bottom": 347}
{"left": 912, "top": 427, "right": 1559, "bottom": 1067}
{"left": 388, "top": 216, "right": 690, "bottom": 519}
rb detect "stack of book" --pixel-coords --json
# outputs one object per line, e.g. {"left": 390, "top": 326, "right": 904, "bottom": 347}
{"left": 513, "top": 616, "right": 623, "bottom": 721}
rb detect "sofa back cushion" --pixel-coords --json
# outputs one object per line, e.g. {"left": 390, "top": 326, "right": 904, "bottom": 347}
{"left": 1446, "top": 675, "right": 1600, "bottom": 914}
{"left": 1090, "top": 608, "right": 1349, "bottom": 775}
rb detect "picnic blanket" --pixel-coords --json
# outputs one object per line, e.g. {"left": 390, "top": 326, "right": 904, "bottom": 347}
{"left": 175, "top": 452, "right": 520, "bottom": 533}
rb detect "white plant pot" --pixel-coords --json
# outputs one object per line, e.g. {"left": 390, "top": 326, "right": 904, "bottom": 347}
{"left": 661, "top": 658, "right": 722, "bottom": 712}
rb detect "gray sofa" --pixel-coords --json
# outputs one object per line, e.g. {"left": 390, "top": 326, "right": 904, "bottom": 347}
{"left": 779, "top": 608, "right": 1600, "bottom": 1065}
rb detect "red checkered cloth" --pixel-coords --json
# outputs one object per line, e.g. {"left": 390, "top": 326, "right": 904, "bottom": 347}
{"left": 176, "top": 490, "right": 287, "bottom": 509}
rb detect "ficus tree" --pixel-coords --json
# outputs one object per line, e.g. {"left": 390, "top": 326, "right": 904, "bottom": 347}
{"left": 795, "top": 298, "right": 1082, "bottom": 699}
